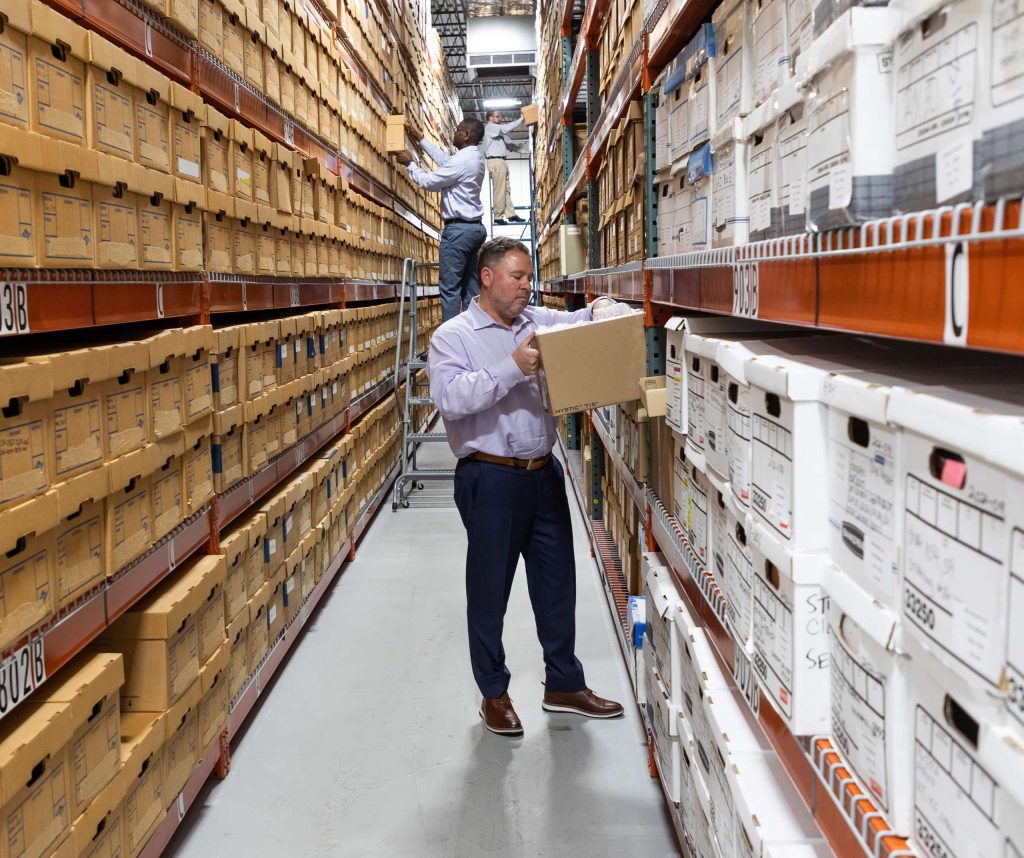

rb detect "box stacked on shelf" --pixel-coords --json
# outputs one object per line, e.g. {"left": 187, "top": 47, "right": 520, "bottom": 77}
{"left": 596, "top": 101, "right": 646, "bottom": 267}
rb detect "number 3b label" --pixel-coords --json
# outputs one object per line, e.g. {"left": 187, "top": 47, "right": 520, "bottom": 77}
{"left": 0, "top": 283, "right": 29, "bottom": 335}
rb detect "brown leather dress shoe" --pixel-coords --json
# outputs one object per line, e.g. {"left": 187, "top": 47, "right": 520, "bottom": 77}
{"left": 542, "top": 688, "right": 625, "bottom": 718}
{"left": 480, "top": 692, "right": 524, "bottom": 736}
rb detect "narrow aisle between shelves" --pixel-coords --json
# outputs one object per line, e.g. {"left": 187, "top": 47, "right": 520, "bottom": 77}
{"left": 166, "top": 442, "right": 680, "bottom": 857}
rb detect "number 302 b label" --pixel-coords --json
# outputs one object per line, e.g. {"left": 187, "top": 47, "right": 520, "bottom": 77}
{"left": 0, "top": 283, "right": 29, "bottom": 336}
{"left": 0, "top": 638, "right": 46, "bottom": 719}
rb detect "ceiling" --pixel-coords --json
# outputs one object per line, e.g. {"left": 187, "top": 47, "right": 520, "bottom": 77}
{"left": 431, "top": 0, "right": 537, "bottom": 131}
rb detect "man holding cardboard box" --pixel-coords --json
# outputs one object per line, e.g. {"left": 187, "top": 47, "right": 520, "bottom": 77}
{"left": 393, "top": 118, "right": 487, "bottom": 322}
{"left": 428, "top": 237, "right": 624, "bottom": 736}
{"left": 482, "top": 111, "right": 526, "bottom": 225}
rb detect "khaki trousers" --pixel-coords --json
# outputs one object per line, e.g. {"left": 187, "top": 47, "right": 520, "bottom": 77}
{"left": 486, "top": 157, "right": 515, "bottom": 220}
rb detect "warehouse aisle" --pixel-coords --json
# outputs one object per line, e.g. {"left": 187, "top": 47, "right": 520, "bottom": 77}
{"left": 168, "top": 443, "right": 680, "bottom": 858}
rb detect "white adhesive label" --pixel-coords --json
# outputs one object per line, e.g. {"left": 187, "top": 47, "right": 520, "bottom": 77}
{"left": 913, "top": 706, "right": 1000, "bottom": 858}
{"left": 688, "top": 79, "right": 711, "bottom": 146}
{"left": 716, "top": 36, "right": 744, "bottom": 123}
{"left": 177, "top": 157, "right": 200, "bottom": 178}
{"left": 779, "top": 112, "right": 807, "bottom": 216}
{"left": 268, "top": 603, "right": 277, "bottom": 624}
{"left": 666, "top": 356, "right": 684, "bottom": 432}
{"left": 895, "top": 22, "right": 976, "bottom": 152}
{"left": 727, "top": 385, "right": 753, "bottom": 507}
{"left": 687, "top": 364, "right": 705, "bottom": 446}
{"left": 807, "top": 88, "right": 851, "bottom": 200}
{"left": 830, "top": 619, "right": 891, "bottom": 812}
{"left": 751, "top": 413, "right": 793, "bottom": 539}
{"left": 827, "top": 418, "right": 898, "bottom": 599}
{"left": 753, "top": 574, "right": 796, "bottom": 719}
{"left": 688, "top": 473, "right": 709, "bottom": 565}
{"left": 725, "top": 526, "right": 754, "bottom": 649}
{"left": 705, "top": 366, "right": 728, "bottom": 465}
{"left": 936, "top": 136, "right": 975, "bottom": 203}
{"left": 903, "top": 473, "right": 1005, "bottom": 684}
{"left": 829, "top": 161, "right": 853, "bottom": 210}
{"left": 712, "top": 145, "right": 738, "bottom": 229}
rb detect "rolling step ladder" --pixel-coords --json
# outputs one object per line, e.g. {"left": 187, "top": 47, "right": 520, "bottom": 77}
{"left": 392, "top": 257, "right": 454, "bottom": 510}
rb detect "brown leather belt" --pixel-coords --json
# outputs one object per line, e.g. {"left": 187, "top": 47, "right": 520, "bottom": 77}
{"left": 469, "top": 452, "right": 552, "bottom": 471}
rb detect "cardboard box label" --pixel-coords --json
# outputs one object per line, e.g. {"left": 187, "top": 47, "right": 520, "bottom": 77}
{"left": 150, "top": 372, "right": 183, "bottom": 437}
{"left": 56, "top": 507, "right": 103, "bottom": 604}
{"left": 174, "top": 204, "right": 202, "bottom": 270}
{"left": 97, "top": 195, "right": 139, "bottom": 267}
{"left": 92, "top": 78, "right": 134, "bottom": 158}
{"left": 727, "top": 382, "right": 753, "bottom": 507}
{"left": 124, "top": 753, "right": 162, "bottom": 853}
{"left": 1009, "top": 533, "right": 1024, "bottom": 730}
{"left": 41, "top": 184, "right": 94, "bottom": 263}
{"left": 0, "top": 27, "right": 29, "bottom": 128}
{"left": 724, "top": 518, "right": 754, "bottom": 650}
{"left": 0, "top": 168, "right": 36, "bottom": 265}
{"left": 33, "top": 50, "right": 85, "bottom": 142}
{"left": 204, "top": 132, "right": 229, "bottom": 193}
{"left": 140, "top": 201, "right": 172, "bottom": 267}
{"left": 184, "top": 358, "right": 211, "bottom": 419}
{"left": 104, "top": 376, "right": 147, "bottom": 458}
{"left": 151, "top": 458, "right": 183, "bottom": 538}
{"left": 751, "top": 410, "right": 793, "bottom": 538}
{"left": 172, "top": 114, "right": 202, "bottom": 179}
{"left": 0, "top": 407, "right": 48, "bottom": 506}
{"left": 110, "top": 482, "right": 150, "bottom": 571}
{"left": 135, "top": 100, "right": 170, "bottom": 172}
{"left": 0, "top": 537, "right": 53, "bottom": 648}
{"left": 204, "top": 216, "right": 231, "bottom": 271}
{"left": 53, "top": 394, "right": 103, "bottom": 478}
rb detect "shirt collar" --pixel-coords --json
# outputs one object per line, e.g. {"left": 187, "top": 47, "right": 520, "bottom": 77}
{"left": 468, "top": 298, "right": 531, "bottom": 332}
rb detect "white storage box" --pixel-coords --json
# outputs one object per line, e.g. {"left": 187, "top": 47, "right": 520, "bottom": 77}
{"left": 729, "top": 753, "right": 826, "bottom": 857}
{"left": 745, "top": 98, "right": 780, "bottom": 243}
{"left": 827, "top": 565, "right": 913, "bottom": 835}
{"left": 800, "top": 8, "right": 899, "bottom": 229}
{"left": 1008, "top": 512, "right": 1024, "bottom": 733}
{"left": 643, "top": 557, "right": 682, "bottom": 703}
{"left": 751, "top": 0, "right": 789, "bottom": 106}
{"left": 712, "top": 123, "right": 751, "bottom": 247}
{"left": 713, "top": 0, "right": 754, "bottom": 135}
{"left": 646, "top": 653, "right": 678, "bottom": 741}
{"left": 746, "top": 353, "right": 840, "bottom": 559}
{"left": 649, "top": 701, "right": 682, "bottom": 804}
{"left": 776, "top": 81, "right": 809, "bottom": 235}
{"left": 682, "top": 24, "right": 717, "bottom": 153}
{"left": 703, "top": 687, "right": 774, "bottom": 858}
{"left": 709, "top": 479, "right": 731, "bottom": 591}
{"left": 786, "top": 0, "right": 814, "bottom": 72}
{"left": 685, "top": 144, "right": 715, "bottom": 251}
{"left": 666, "top": 74, "right": 691, "bottom": 168}
{"left": 686, "top": 345, "right": 709, "bottom": 459}
{"left": 750, "top": 524, "right": 832, "bottom": 734}
{"left": 892, "top": 0, "right": 982, "bottom": 211}
{"left": 684, "top": 457, "right": 712, "bottom": 570}
{"left": 908, "top": 636, "right": 1017, "bottom": 858}
{"left": 888, "top": 382, "right": 1024, "bottom": 690}
{"left": 977, "top": 0, "right": 1024, "bottom": 201}
{"left": 679, "top": 733, "right": 716, "bottom": 856}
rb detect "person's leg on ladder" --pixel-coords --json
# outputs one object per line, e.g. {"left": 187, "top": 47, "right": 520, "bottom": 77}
{"left": 501, "top": 167, "right": 516, "bottom": 221}
{"left": 438, "top": 226, "right": 461, "bottom": 322}
{"left": 458, "top": 224, "right": 488, "bottom": 311}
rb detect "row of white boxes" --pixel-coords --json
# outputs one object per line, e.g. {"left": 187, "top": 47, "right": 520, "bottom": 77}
{"left": 641, "top": 557, "right": 830, "bottom": 858}
{"left": 0, "top": 0, "right": 439, "bottom": 276}
{"left": 653, "top": 0, "right": 1024, "bottom": 255}
{"left": 657, "top": 314, "right": 1024, "bottom": 852}
{"left": 0, "top": 381, "right": 408, "bottom": 858}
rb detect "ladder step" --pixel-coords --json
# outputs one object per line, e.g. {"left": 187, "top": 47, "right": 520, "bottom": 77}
{"left": 408, "top": 396, "right": 434, "bottom": 406}
{"left": 407, "top": 431, "right": 448, "bottom": 442}
{"left": 407, "top": 359, "right": 428, "bottom": 370}
{"left": 400, "top": 468, "right": 456, "bottom": 478}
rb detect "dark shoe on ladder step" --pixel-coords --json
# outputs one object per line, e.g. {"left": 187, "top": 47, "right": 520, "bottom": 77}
{"left": 508, "top": 215, "right": 526, "bottom": 223}
{"left": 493, "top": 218, "right": 509, "bottom": 226}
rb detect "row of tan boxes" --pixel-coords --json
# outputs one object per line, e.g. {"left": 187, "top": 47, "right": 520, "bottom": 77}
{"left": 0, "top": 343, "right": 415, "bottom": 858}
{"left": 0, "top": 300, "right": 440, "bottom": 655}
{"left": 597, "top": 101, "right": 645, "bottom": 267}
{"left": 0, "top": 0, "right": 440, "bottom": 272}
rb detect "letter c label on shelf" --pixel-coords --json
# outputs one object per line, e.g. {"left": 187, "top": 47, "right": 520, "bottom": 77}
{"left": 944, "top": 240, "right": 968, "bottom": 347}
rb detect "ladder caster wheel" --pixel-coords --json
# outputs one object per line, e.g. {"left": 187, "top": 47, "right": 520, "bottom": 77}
{"left": 391, "top": 503, "right": 398, "bottom": 511}
{"left": 401, "top": 499, "right": 410, "bottom": 509}
{"left": 415, "top": 481, "right": 424, "bottom": 490}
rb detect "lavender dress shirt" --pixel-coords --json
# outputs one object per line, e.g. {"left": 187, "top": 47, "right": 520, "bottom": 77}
{"left": 428, "top": 297, "right": 593, "bottom": 459}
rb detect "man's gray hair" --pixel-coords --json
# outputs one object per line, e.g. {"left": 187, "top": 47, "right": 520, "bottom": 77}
{"left": 477, "top": 237, "right": 531, "bottom": 278}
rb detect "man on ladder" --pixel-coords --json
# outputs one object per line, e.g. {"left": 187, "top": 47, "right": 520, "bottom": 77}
{"left": 482, "top": 110, "right": 527, "bottom": 226}
{"left": 394, "top": 118, "right": 487, "bottom": 322}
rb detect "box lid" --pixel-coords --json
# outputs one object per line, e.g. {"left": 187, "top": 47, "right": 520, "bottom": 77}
{"left": 200, "top": 642, "right": 230, "bottom": 695}
{"left": 247, "top": 581, "right": 271, "bottom": 618}
{"left": 39, "top": 653, "right": 124, "bottom": 727}
{"left": 102, "top": 558, "right": 212, "bottom": 639}
{"left": 164, "top": 679, "right": 201, "bottom": 731}
{"left": 227, "top": 605, "right": 248, "bottom": 642}
{"left": 826, "top": 564, "right": 901, "bottom": 653}
{"left": 220, "top": 526, "right": 248, "bottom": 564}
{"left": 0, "top": 701, "right": 74, "bottom": 805}
{"left": 213, "top": 403, "right": 244, "bottom": 434}
{"left": 797, "top": 7, "right": 899, "bottom": 80}
{"left": 0, "top": 490, "right": 59, "bottom": 549}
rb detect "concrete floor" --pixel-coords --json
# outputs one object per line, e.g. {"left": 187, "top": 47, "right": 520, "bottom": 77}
{"left": 168, "top": 443, "right": 681, "bottom": 857}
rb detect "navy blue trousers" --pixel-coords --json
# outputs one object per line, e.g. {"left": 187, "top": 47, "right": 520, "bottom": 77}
{"left": 453, "top": 457, "right": 586, "bottom": 699}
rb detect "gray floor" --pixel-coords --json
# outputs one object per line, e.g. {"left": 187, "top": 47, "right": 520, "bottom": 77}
{"left": 168, "top": 443, "right": 681, "bottom": 857}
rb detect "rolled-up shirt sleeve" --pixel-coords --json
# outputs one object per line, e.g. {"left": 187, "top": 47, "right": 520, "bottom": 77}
{"left": 428, "top": 328, "right": 526, "bottom": 421}
{"left": 407, "top": 155, "right": 464, "bottom": 192}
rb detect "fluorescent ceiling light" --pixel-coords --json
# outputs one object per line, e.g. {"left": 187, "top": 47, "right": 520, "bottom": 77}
{"left": 482, "top": 98, "right": 522, "bottom": 109}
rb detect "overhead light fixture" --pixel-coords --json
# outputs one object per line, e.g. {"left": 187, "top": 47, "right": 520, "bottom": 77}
{"left": 481, "top": 98, "right": 522, "bottom": 109}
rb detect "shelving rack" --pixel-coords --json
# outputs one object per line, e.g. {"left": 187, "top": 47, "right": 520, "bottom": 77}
{"left": 532, "top": 0, "right": 1024, "bottom": 854}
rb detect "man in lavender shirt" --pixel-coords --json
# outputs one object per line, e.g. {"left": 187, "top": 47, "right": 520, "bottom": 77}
{"left": 428, "top": 237, "right": 624, "bottom": 736}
